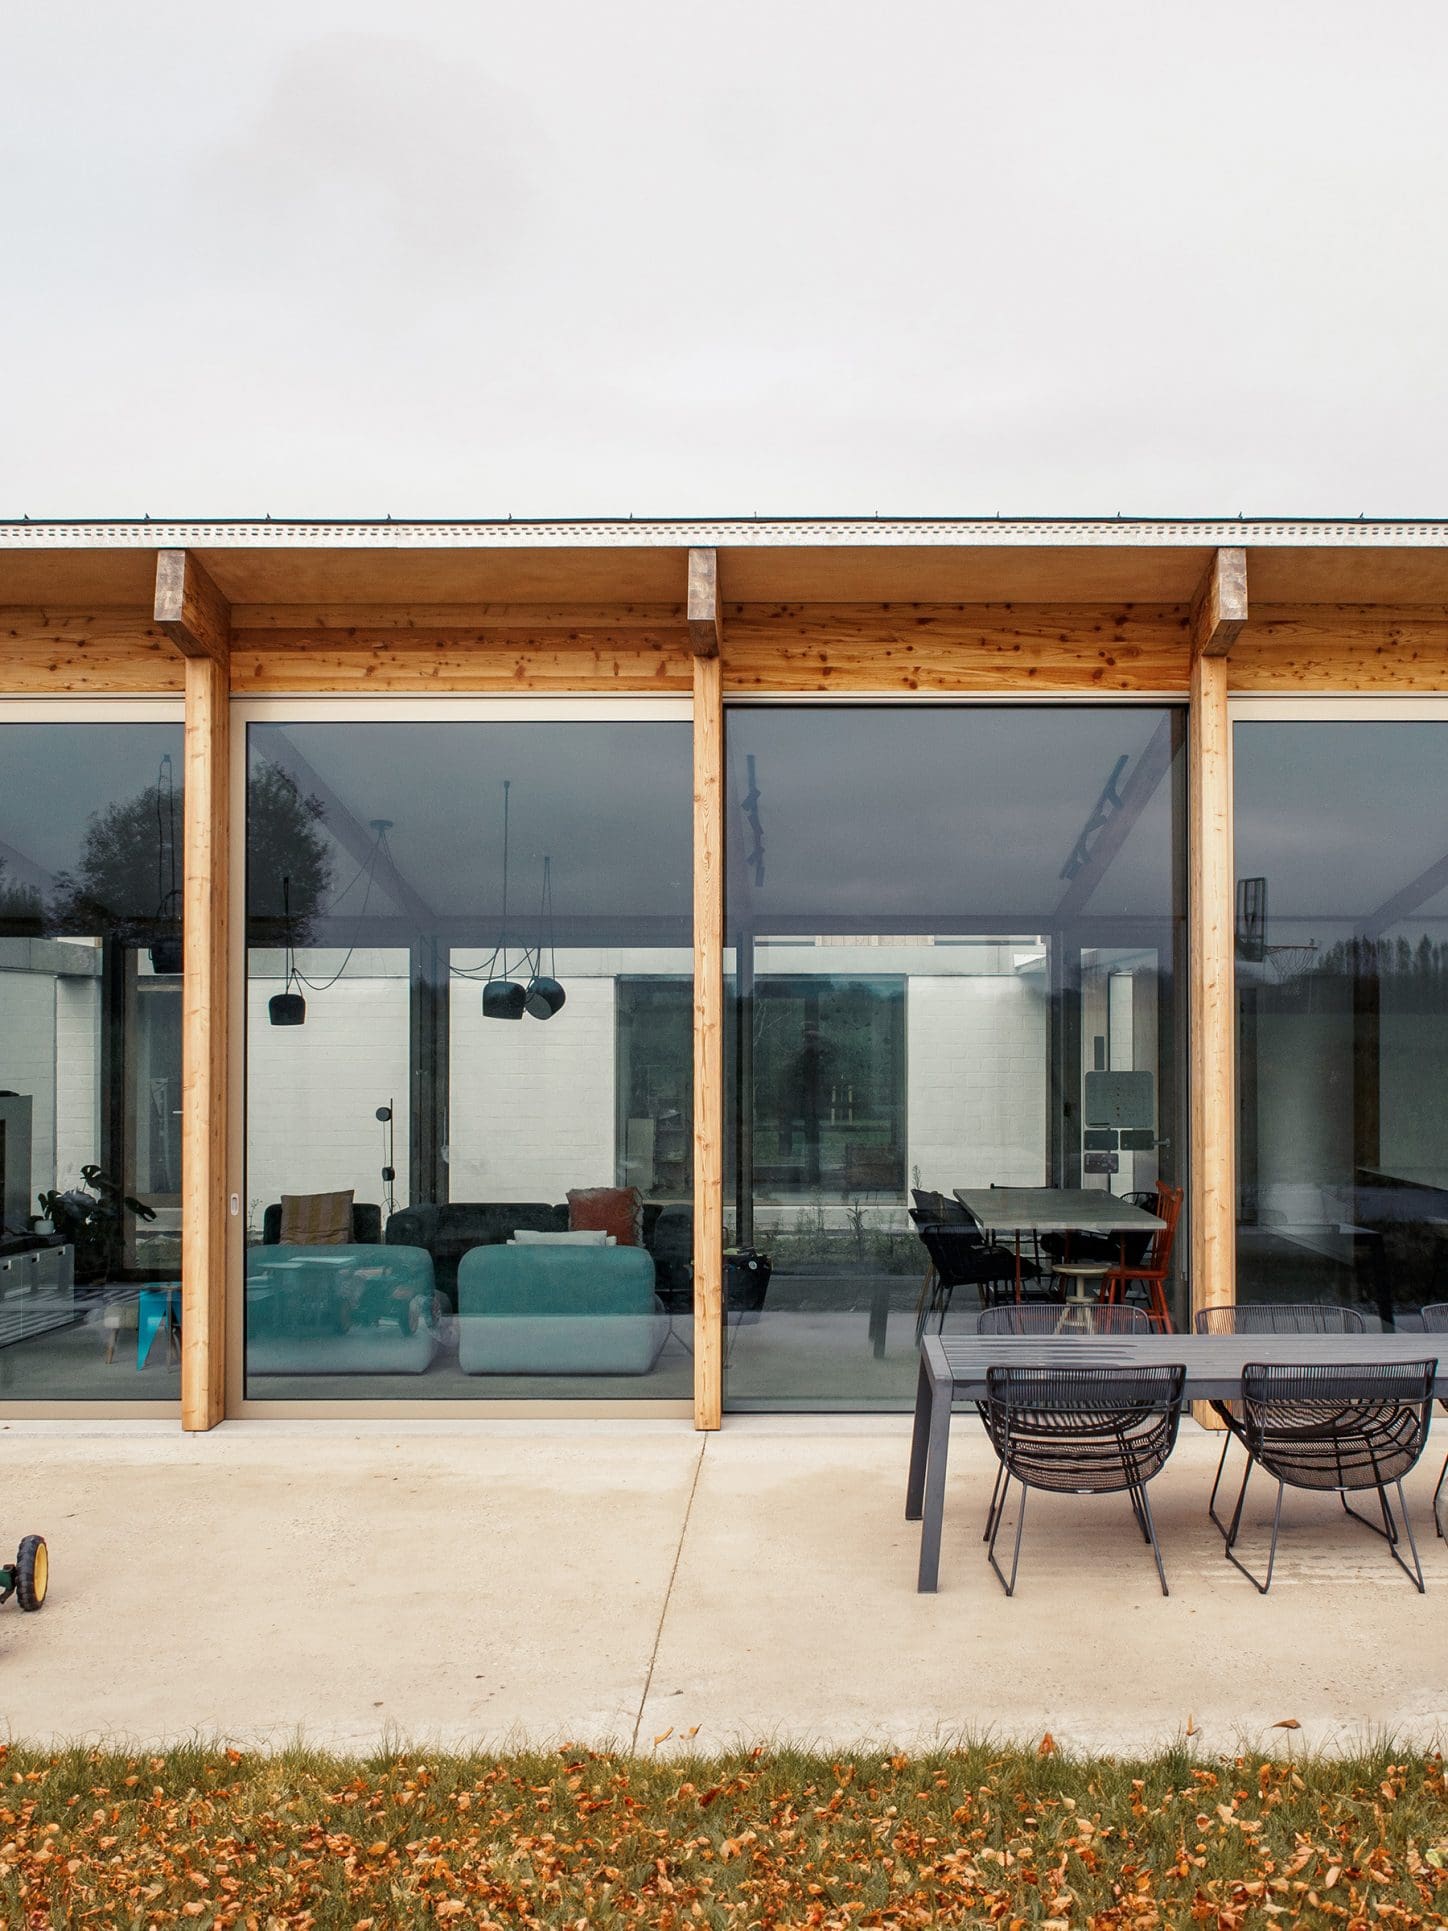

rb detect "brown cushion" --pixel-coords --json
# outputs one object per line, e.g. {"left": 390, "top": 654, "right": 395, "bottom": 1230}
{"left": 567, "top": 1186, "right": 643, "bottom": 1248}
{"left": 278, "top": 1189, "right": 355, "bottom": 1247}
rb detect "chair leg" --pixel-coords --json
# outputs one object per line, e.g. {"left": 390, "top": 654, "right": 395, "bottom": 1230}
{"left": 1224, "top": 1459, "right": 1284, "bottom": 1594}
{"left": 987, "top": 1475, "right": 1027, "bottom": 1597}
{"left": 1434, "top": 1452, "right": 1448, "bottom": 1540}
{"left": 1135, "top": 1481, "right": 1171, "bottom": 1597}
{"left": 935, "top": 1283, "right": 954, "bottom": 1335}
{"left": 1127, "top": 1480, "right": 1151, "bottom": 1544}
{"left": 1207, "top": 1431, "right": 1236, "bottom": 1537}
{"left": 982, "top": 1457, "right": 1006, "bottom": 1543}
{"left": 1377, "top": 1481, "right": 1427, "bottom": 1592}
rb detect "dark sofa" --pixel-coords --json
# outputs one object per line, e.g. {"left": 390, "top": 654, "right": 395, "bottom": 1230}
{"left": 384, "top": 1201, "right": 694, "bottom": 1310}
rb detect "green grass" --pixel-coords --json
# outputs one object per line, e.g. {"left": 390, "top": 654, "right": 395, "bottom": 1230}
{"left": 0, "top": 1740, "right": 1444, "bottom": 1925}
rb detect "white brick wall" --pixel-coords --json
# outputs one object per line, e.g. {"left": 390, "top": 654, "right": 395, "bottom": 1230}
{"left": 0, "top": 973, "right": 58, "bottom": 1197}
{"left": 245, "top": 955, "right": 411, "bottom": 1224}
{"left": 448, "top": 977, "right": 616, "bottom": 1200}
{"left": 54, "top": 975, "right": 101, "bottom": 1191}
{"left": 907, "top": 974, "right": 1048, "bottom": 1193}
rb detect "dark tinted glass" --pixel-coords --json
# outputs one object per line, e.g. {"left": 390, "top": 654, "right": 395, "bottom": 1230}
{"left": 725, "top": 704, "right": 1187, "bottom": 1410}
{"left": 0, "top": 722, "right": 185, "bottom": 1401}
{"left": 1235, "top": 720, "right": 1448, "bottom": 1328}
{"left": 244, "top": 718, "right": 693, "bottom": 1400}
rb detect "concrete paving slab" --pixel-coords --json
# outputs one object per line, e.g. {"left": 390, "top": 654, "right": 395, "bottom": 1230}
{"left": 0, "top": 1417, "right": 1445, "bottom": 1756}
{"left": 0, "top": 1425, "right": 702, "bottom": 1752}
{"left": 641, "top": 1420, "right": 1448, "bottom": 1759}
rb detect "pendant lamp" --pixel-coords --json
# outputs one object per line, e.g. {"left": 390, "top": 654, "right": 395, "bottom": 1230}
{"left": 269, "top": 875, "right": 307, "bottom": 1025}
{"left": 148, "top": 753, "right": 184, "bottom": 974}
{"left": 483, "top": 780, "right": 526, "bottom": 1019}
{"left": 524, "top": 854, "right": 566, "bottom": 1019}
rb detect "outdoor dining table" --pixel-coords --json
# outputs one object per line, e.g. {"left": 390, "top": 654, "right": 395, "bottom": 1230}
{"left": 954, "top": 1185, "right": 1164, "bottom": 1295}
{"left": 905, "top": 1330, "right": 1447, "bottom": 1592}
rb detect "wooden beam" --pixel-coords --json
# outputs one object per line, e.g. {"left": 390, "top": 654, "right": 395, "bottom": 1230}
{"left": 1189, "top": 650, "right": 1236, "bottom": 1375}
{"left": 155, "top": 549, "right": 231, "bottom": 663}
{"left": 692, "top": 649, "right": 724, "bottom": 1429}
{"left": 687, "top": 549, "right": 723, "bottom": 658}
{"left": 1190, "top": 547, "right": 1248, "bottom": 659}
{"left": 181, "top": 643, "right": 231, "bottom": 1430}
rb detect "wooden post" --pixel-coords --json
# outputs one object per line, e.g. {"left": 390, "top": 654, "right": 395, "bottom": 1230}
{"left": 693, "top": 647, "right": 724, "bottom": 1429}
{"left": 156, "top": 552, "right": 232, "bottom": 1430}
{"left": 687, "top": 548, "right": 723, "bottom": 658}
{"left": 1189, "top": 548, "right": 1244, "bottom": 1356}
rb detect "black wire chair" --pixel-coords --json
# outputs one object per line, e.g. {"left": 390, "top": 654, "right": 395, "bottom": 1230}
{"left": 1193, "top": 1302, "right": 1367, "bottom": 1534}
{"left": 1418, "top": 1304, "right": 1448, "bottom": 1537}
{"left": 980, "top": 1362, "right": 1186, "bottom": 1598}
{"left": 911, "top": 1218, "right": 1041, "bottom": 1338}
{"left": 977, "top": 1303, "right": 1153, "bottom": 1337}
{"left": 1223, "top": 1358, "right": 1437, "bottom": 1593}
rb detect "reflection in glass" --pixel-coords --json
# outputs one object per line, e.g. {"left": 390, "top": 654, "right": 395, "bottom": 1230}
{"left": 0, "top": 723, "right": 186, "bottom": 1399}
{"left": 1235, "top": 721, "right": 1448, "bottom": 1326}
{"left": 244, "top": 719, "right": 693, "bottom": 1399}
{"left": 724, "top": 705, "right": 1187, "bottom": 1410}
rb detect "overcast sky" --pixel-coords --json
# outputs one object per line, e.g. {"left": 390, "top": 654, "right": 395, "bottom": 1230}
{"left": 4, "top": 1, "right": 1447, "bottom": 520}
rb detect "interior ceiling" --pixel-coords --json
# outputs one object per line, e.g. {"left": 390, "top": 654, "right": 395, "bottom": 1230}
{"left": 3, "top": 538, "right": 1448, "bottom": 610}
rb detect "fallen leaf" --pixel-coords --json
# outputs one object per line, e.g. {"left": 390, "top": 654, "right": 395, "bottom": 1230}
{"left": 1185, "top": 1714, "right": 1197, "bottom": 1737}
{"left": 1272, "top": 1719, "right": 1302, "bottom": 1731}
{"left": 1038, "top": 1733, "right": 1057, "bottom": 1758}
{"left": 652, "top": 1729, "right": 673, "bottom": 1747}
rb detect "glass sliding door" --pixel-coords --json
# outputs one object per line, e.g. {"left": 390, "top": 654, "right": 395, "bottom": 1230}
{"left": 724, "top": 704, "right": 1187, "bottom": 1410}
{"left": 0, "top": 717, "right": 186, "bottom": 1401}
{"left": 243, "top": 710, "right": 692, "bottom": 1401}
{"left": 1235, "top": 714, "right": 1448, "bottom": 1326}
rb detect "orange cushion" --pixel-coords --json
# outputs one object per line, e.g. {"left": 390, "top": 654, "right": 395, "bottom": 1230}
{"left": 567, "top": 1186, "right": 643, "bottom": 1248}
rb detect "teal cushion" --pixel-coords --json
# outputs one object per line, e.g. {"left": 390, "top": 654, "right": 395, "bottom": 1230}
{"left": 456, "top": 1244, "right": 666, "bottom": 1375}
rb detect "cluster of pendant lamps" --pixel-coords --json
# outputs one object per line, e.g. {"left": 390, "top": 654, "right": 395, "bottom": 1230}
{"left": 269, "top": 781, "right": 566, "bottom": 1027}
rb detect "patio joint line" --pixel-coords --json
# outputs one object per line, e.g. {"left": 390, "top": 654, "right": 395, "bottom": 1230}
{"left": 630, "top": 1438, "right": 707, "bottom": 1754}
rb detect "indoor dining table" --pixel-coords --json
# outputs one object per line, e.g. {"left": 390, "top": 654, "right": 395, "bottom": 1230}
{"left": 904, "top": 1329, "right": 1447, "bottom": 1591}
{"left": 954, "top": 1185, "right": 1164, "bottom": 1295}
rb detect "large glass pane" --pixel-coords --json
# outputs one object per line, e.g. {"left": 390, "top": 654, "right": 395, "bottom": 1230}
{"left": 724, "top": 704, "right": 1186, "bottom": 1410}
{"left": 244, "top": 717, "right": 692, "bottom": 1400}
{"left": 0, "top": 721, "right": 185, "bottom": 1400}
{"left": 1235, "top": 719, "right": 1448, "bottom": 1326}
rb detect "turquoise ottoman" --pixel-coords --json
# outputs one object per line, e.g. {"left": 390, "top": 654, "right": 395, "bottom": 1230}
{"left": 457, "top": 1244, "right": 668, "bottom": 1375}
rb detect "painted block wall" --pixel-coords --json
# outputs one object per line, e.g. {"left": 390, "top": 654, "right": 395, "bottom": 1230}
{"left": 906, "top": 972, "right": 1048, "bottom": 1194}
{"left": 448, "top": 977, "right": 617, "bottom": 1201}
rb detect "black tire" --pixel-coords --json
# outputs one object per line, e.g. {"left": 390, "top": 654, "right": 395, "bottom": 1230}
{"left": 14, "top": 1535, "right": 46, "bottom": 1612}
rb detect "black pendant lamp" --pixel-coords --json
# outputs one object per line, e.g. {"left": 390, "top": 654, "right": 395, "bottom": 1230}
{"left": 148, "top": 753, "right": 184, "bottom": 975}
{"left": 524, "top": 854, "right": 566, "bottom": 1020}
{"left": 269, "top": 875, "right": 306, "bottom": 1025}
{"left": 483, "top": 780, "right": 526, "bottom": 1019}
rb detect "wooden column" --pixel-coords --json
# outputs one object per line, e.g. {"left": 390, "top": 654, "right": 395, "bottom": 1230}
{"left": 1188, "top": 550, "right": 1245, "bottom": 1338}
{"left": 156, "top": 552, "right": 232, "bottom": 1431}
{"left": 690, "top": 549, "right": 724, "bottom": 1430}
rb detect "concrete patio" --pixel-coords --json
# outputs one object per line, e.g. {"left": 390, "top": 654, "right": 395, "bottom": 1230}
{"left": 1, "top": 1415, "right": 1445, "bottom": 1758}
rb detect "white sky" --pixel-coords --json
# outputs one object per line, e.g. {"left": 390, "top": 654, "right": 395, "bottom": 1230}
{"left": 4, "top": 0, "right": 1448, "bottom": 519}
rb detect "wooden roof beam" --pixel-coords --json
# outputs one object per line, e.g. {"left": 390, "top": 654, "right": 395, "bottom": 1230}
{"left": 155, "top": 549, "right": 231, "bottom": 664}
{"left": 687, "top": 548, "right": 723, "bottom": 657}
{"left": 1190, "top": 547, "right": 1248, "bottom": 658}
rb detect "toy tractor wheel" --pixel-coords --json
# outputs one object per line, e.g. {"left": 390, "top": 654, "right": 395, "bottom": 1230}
{"left": 14, "top": 1536, "right": 47, "bottom": 1612}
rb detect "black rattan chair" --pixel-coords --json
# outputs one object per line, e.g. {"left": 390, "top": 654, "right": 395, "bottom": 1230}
{"left": 912, "top": 1219, "right": 1034, "bottom": 1337}
{"left": 1419, "top": 1304, "right": 1448, "bottom": 1537}
{"left": 977, "top": 1303, "right": 1152, "bottom": 1337}
{"left": 1193, "top": 1302, "right": 1367, "bottom": 1533}
{"left": 980, "top": 1362, "right": 1186, "bottom": 1597}
{"left": 1223, "top": 1358, "right": 1436, "bottom": 1593}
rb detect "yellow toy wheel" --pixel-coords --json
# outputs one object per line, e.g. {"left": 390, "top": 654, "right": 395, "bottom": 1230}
{"left": 14, "top": 1536, "right": 47, "bottom": 1612}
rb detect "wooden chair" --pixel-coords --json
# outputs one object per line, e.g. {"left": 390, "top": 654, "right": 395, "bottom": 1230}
{"left": 1099, "top": 1182, "right": 1182, "bottom": 1332}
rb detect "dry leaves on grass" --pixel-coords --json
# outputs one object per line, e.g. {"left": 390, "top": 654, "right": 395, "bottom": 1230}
{"left": 0, "top": 1741, "right": 1441, "bottom": 1926}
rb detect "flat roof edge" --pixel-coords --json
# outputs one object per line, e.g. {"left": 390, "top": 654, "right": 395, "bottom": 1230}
{"left": 3, "top": 517, "right": 1448, "bottom": 551}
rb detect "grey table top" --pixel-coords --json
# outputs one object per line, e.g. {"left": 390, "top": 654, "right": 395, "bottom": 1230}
{"left": 955, "top": 1186, "right": 1165, "bottom": 1235}
{"left": 924, "top": 1330, "right": 1446, "bottom": 1403}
